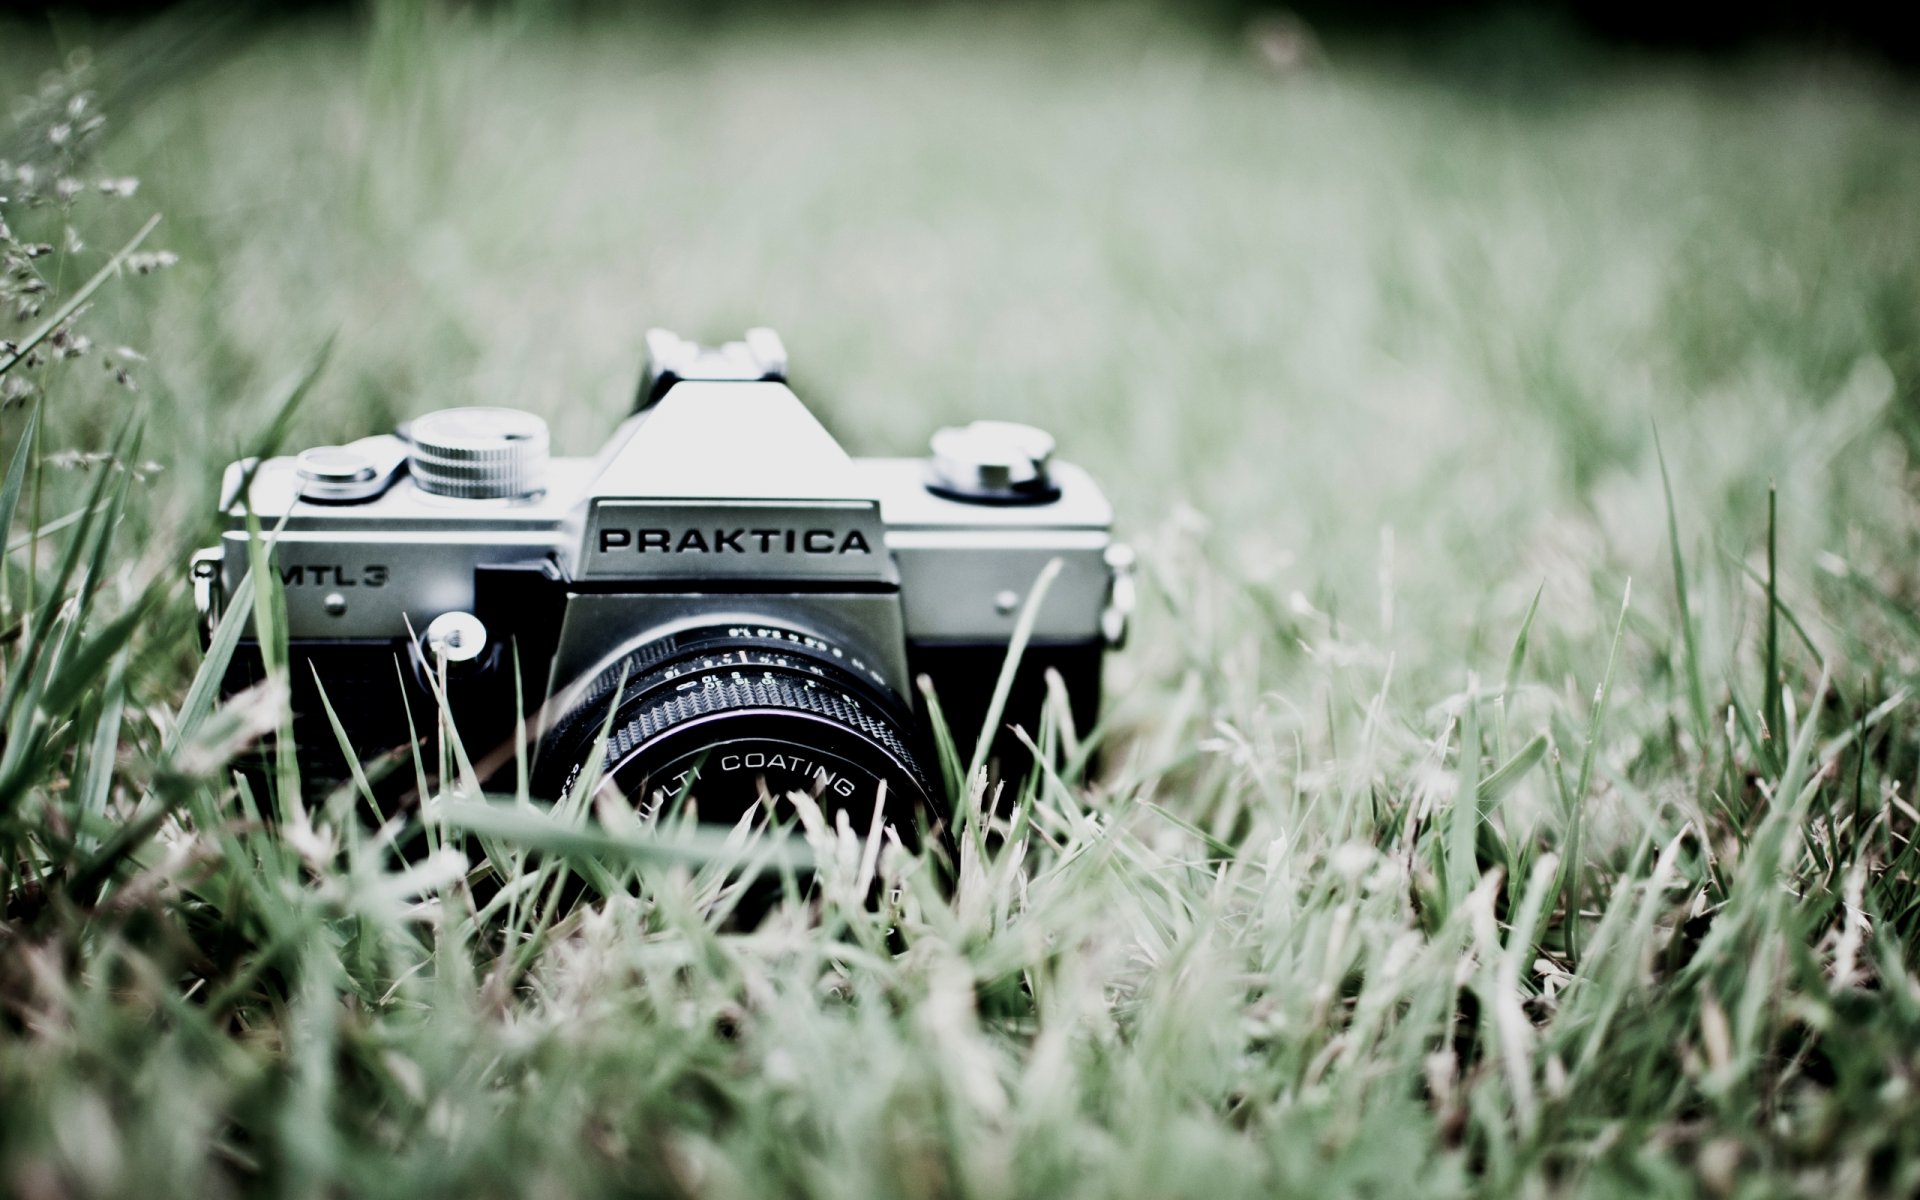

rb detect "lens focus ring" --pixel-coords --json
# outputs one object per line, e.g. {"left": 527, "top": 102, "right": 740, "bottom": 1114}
{"left": 604, "top": 673, "right": 920, "bottom": 774}
{"left": 537, "top": 625, "right": 932, "bottom": 828}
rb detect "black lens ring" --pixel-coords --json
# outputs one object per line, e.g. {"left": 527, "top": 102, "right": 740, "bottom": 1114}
{"left": 603, "top": 710, "right": 932, "bottom": 835}
{"left": 536, "top": 624, "right": 932, "bottom": 823}
{"left": 538, "top": 624, "right": 901, "bottom": 770}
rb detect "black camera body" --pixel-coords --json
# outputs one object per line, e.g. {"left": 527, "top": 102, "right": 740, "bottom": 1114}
{"left": 195, "top": 330, "right": 1130, "bottom": 837}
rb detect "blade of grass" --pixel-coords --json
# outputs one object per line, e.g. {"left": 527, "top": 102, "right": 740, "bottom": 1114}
{"left": 1447, "top": 688, "right": 1485, "bottom": 916}
{"left": 74, "top": 647, "right": 130, "bottom": 851}
{"left": 966, "top": 557, "right": 1064, "bottom": 790}
{"left": 230, "top": 337, "right": 337, "bottom": 508}
{"left": 0, "top": 406, "right": 36, "bottom": 556}
{"left": 1560, "top": 580, "right": 1631, "bottom": 961}
{"left": 916, "top": 676, "right": 966, "bottom": 801}
{"left": 0, "top": 414, "right": 134, "bottom": 725}
{"left": 69, "top": 424, "right": 143, "bottom": 636}
{"left": 1496, "top": 583, "right": 1543, "bottom": 763}
{"left": 1477, "top": 732, "right": 1548, "bottom": 808}
{"left": 1655, "top": 426, "right": 1710, "bottom": 750}
{"left": 242, "top": 504, "right": 298, "bottom": 821}
{"left": 1723, "top": 548, "right": 1826, "bottom": 682}
{"left": 163, "top": 569, "right": 256, "bottom": 756}
{"left": 1765, "top": 484, "right": 1784, "bottom": 760}
{"left": 957, "top": 557, "right": 1064, "bottom": 866}
{"left": 442, "top": 797, "right": 813, "bottom": 874}
{"left": 6, "top": 510, "right": 87, "bottom": 556}
{"left": 0, "top": 406, "right": 34, "bottom": 641}
{"left": 311, "top": 669, "right": 378, "bottom": 818}
{"left": 38, "top": 596, "right": 151, "bottom": 721}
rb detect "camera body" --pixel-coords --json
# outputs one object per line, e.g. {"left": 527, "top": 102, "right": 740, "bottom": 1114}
{"left": 193, "top": 330, "right": 1130, "bottom": 834}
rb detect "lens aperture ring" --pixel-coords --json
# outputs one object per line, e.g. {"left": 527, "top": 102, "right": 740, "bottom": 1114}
{"left": 537, "top": 624, "right": 930, "bottom": 812}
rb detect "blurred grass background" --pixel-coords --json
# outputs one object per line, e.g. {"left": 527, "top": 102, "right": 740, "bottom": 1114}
{"left": 11, "top": 1, "right": 1920, "bottom": 691}
{"left": 6, "top": 2, "right": 1920, "bottom": 1196}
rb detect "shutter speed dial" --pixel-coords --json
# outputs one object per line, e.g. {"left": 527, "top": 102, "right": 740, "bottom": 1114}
{"left": 406, "top": 407, "right": 550, "bottom": 499}
{"left": 927, "top": 420, "right": 1060, "bottom": 504}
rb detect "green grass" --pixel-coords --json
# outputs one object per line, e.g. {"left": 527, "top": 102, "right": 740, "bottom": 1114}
{"left": 6, "top": 4, "right": 1920, "bottom": 1196}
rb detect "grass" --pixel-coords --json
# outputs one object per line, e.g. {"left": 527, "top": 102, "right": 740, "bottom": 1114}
{"left": 5, "top": 3, "right": 1920, "bottom": 1195}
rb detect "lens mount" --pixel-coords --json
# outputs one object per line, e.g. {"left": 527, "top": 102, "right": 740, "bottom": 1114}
{"left": 536, "top": 623, "right": 933, "bottom": 837}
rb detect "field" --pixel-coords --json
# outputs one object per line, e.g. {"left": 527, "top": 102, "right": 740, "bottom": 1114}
{"left": 6, "top": 4, "right": 1920, "bottom": 1196}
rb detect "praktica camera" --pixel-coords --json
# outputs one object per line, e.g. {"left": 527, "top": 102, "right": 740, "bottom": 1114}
{"left": 193, "top": 329, "right": 1131, "bottom": 840}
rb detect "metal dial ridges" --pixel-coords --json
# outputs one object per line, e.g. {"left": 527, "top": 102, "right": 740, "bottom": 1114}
{"left": 406, "top": 408, "right": 549, "bottom": 499}
{"left": 605, "top": 672, "right": 922, "bottom": 787}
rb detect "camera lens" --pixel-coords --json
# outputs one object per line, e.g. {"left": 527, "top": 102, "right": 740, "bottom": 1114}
{"left": 536, "top": 624, "right": 933, "bottom": 838}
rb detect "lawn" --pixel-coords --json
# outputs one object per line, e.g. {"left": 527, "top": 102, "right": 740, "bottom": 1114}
{"left": 5, "top": 3, "right": 1920, "bottom": 1196}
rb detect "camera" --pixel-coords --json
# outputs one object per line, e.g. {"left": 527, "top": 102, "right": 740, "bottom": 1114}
{"left": 192, "top": 329, "right": 1131, "bottom": 840}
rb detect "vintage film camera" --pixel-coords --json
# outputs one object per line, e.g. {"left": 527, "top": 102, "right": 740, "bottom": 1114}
{"left": 193, "top": 330, "right": 1131, "bottom": 840}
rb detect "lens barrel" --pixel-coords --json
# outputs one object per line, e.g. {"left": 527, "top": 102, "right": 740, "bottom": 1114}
{"left": 536, "top": 624, "right": 933, "bottom": 836}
